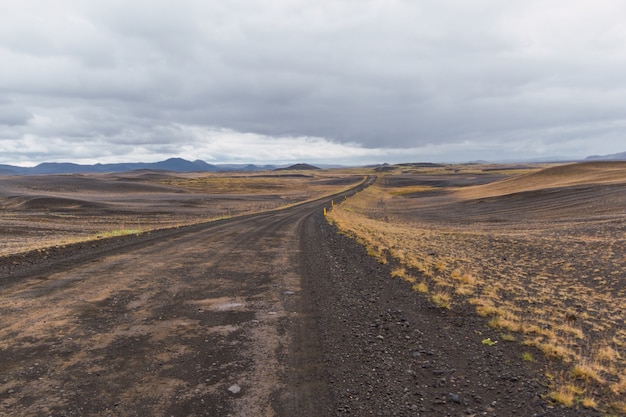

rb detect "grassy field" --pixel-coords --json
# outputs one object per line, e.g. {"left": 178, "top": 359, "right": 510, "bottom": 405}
{"left": 328, "top": 162, "right": 626, "bottom": 414}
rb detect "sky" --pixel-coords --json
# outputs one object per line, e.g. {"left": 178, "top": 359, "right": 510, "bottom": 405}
{"left": 1, "top": 0, "right": 626, "bottom": 166}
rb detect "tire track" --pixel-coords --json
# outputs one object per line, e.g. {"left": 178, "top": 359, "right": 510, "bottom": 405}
{"left": 0, "top": 180, "right": 370, "bottom": 417}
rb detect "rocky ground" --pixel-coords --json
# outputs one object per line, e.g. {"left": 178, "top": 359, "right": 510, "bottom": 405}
{"left": 304, "top": 217, "right": 589, "bottom": 417}
{"left": 0, "top": 176, "right": 597, "bottom": 416}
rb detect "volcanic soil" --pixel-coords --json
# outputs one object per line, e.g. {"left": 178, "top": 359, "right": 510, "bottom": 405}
{"left": 0, "top": 168, "right": 615, "bottom": 416}
{"left": 328, "top": 161, "right": 626, "bottom": 415}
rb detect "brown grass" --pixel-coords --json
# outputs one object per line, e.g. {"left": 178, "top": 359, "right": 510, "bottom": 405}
{"left": 430, "top": 290, "right": 451, "bottom": 309}
{"left": 548, "top": 385, "right": 576, "bottom": 407}
{"left": 327, "top": 162, "right": 626, "bottom": 413}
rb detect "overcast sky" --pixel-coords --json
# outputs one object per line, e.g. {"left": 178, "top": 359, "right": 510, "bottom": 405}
{"left": 1, "top": 0, "right": 625, "bottom": 166}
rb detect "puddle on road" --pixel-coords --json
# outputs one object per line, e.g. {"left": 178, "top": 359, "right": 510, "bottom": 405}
{"left": 215, "top": 302, "right": 244, "bottom": 310}
{"left": 187, "top": 297, "right": 246, "bottom": 311}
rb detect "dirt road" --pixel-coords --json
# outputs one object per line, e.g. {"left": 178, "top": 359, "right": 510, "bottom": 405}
{"left": 1, "top": 177, "right": 585, "bottom": 417}
{"left": 0, "top": 181, "right": 362, "bottom": 416}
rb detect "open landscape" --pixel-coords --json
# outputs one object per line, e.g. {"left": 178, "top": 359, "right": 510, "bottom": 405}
{"left": 0, "top": 169, "right": 368, "bottom": 417}
{"left": 0, "top": 162, "right": 625, "bottom": 416}
{"left": 0, "top": 169, "right": 362, "bottom": 257}
{"left": 4, "top": 2, "right": 626, "bottom": 415}
{"left": 329, "top": 161, "right": 626, "bottom": 414}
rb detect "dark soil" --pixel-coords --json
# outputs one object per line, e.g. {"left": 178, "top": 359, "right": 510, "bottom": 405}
{"left": 303, "top": 219, "right": 587, "bottom": 417}
{"left": 382, "top": 173, "right": 508, "bottom": 188}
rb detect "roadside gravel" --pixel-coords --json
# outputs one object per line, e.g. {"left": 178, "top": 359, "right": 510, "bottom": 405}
{"left": 302, "top": 214, "right": 593, "bottom": 417}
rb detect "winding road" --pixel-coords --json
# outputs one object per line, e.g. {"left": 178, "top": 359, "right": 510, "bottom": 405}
{"left": 0, "top": 179, "right": 371, "bottom": 417}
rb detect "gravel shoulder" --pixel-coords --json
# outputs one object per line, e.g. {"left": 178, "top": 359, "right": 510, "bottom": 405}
{"left": 303, "top": 213, "right": 592, "bottom": 417}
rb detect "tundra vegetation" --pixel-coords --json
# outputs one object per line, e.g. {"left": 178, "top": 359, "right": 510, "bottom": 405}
{"left": 328, "top": 162, "right": 626, "bottom": 414}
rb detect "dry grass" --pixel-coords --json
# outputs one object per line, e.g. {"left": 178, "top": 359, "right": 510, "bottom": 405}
{"left": 94, "top": 228, "right": 143, "bottom": 238}
{"left": 611, "top": 375, "right": 626, "bottom": 395}
{"left": 581, "top": 396, "right": 599, "bottom": 409}
{"left": 412, "top": 282, "right": 429, "bottom": 294}
{"left": 155, "top": 175, "right": 287, "bottom": 194}
{"left": 430, "top": 290, "right": 451, "bottom": 309}
{"left": 612, "top": 402, "right": 626, "bottom": 415}
{"left": 500, "top": 333, "right": 517, "bottom": 342}
{"left": 327, "top": 162, "right": 626, "bottom": 413}
{"left": 571, "top": 362, "right": 604, "bottom": 383}
{"left": 548, "top": 385, "right": 576, "bottom": 407}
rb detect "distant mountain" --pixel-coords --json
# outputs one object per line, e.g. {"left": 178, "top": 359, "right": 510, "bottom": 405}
{"left": 217, "top": 163, "right": 280, "bottom": 171}
{"left": 585, "top": 151, "right": 626, "bottom": 161}
{"left": 0, "top": 158, "right": 280, "bottom": 175}
{"left": 396, "top": 162, "right": 445, "bottom": 168}
{"left": 275, "top": 163, "right": 320, "bottom": 171}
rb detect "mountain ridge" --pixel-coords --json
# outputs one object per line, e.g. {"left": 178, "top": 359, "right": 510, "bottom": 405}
{"left": 0, "top": 158, "right": 281, "bottom": 175}
{"left": 585, "top": 151, "right": 626, "bottom": 161}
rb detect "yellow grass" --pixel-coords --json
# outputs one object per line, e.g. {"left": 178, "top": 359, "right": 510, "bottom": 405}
{"left": 611, "top": 401, "right": 626, "bottom": 414}
{"left": 596, "top": 345, "right": 621, "bottom": 363}
{"left": 571, "top": 362, "right": 604, "bottom": 383}
{"left": 581, "top": 396, "right": 598, "bottom": 409}
{"left": 456, "top": 161, "right": 626, "bottom": 200}
{"left": 327, "top": 163, "right": 626, "bottom": 412}
{"left": 430, "top": 290, "right": 451, "bottom": 309}
{"left": 94, "top": 228, "right": 143, "bottom": 238}
{"left": 611, "top": 375, "right": 626, "bottom": 395}
{"left": 548, "top": 386, "right": 575, "bottom": 407}
{"left": 412, "top": 282, "right": 429, "bottom": 294}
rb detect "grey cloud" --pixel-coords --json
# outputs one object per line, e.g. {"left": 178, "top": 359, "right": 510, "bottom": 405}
{"left": 0, "top": 100, "right": 32, "bottom": 126}
{"left": 1, "top": 0, "right": 625, "bottom": 164}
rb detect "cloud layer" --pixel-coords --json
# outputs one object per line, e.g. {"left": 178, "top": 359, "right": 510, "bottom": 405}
{"left": 2, "top": 0, "right": 626, "bottom": 165}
